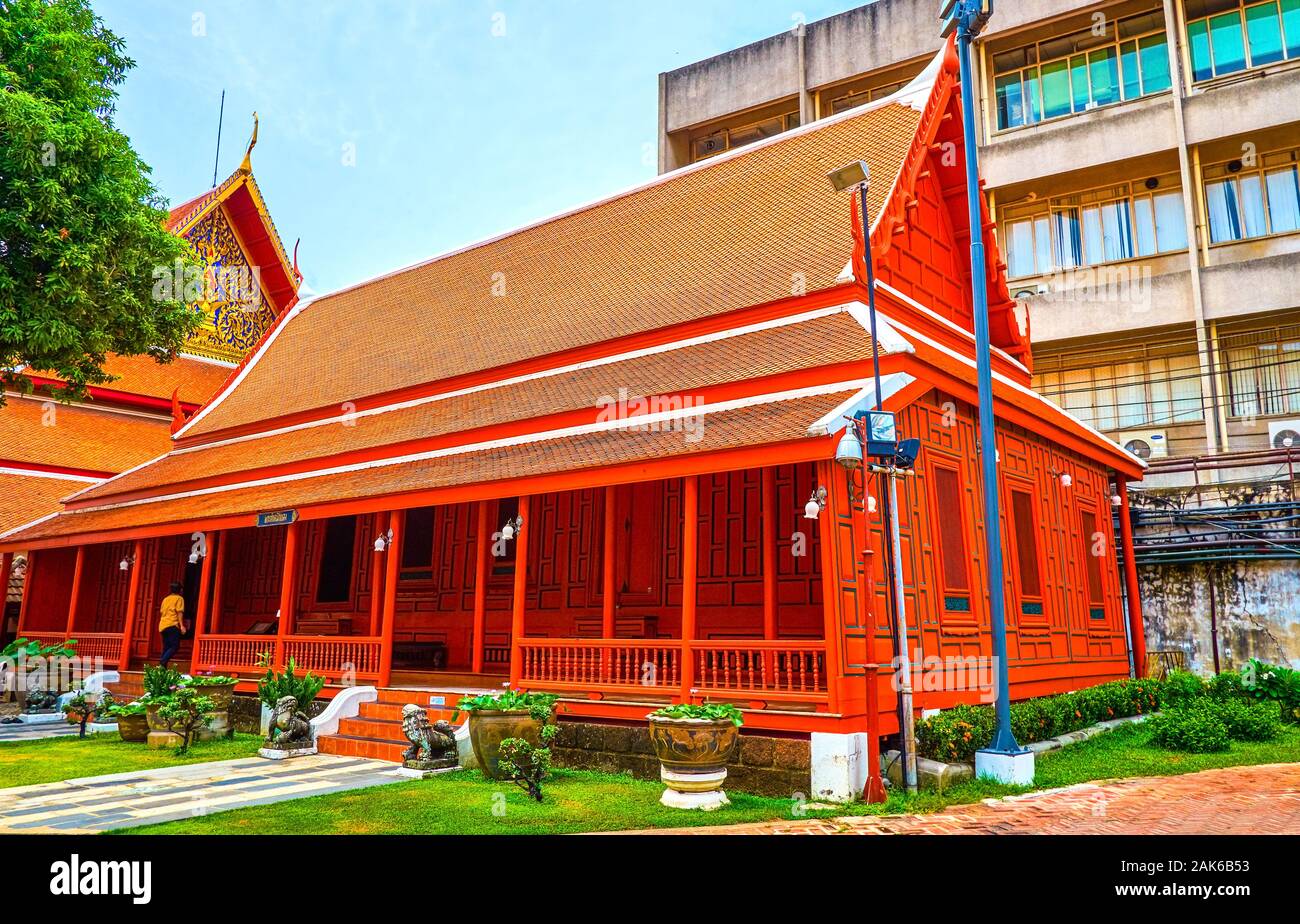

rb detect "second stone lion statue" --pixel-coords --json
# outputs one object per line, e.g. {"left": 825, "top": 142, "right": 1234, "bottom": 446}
{"left": 265, "top": 695, "right": 313, "bottom": 751}
{"left": 401, "top": 704, "right": 457, "bottom": 767}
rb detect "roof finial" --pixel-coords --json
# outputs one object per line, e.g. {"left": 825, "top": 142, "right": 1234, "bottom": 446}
{"left": 238, "top": 111, "right": 259, "bottom": 174}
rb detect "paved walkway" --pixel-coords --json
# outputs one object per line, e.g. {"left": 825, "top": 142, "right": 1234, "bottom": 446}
{"left": 0, "top": 720, "right": 77, "bottom": 742}
{"left": 0, "top": 753, "right": 410, "bottom": 833}
{"left": 651, "top": 764, "right": 1300, "bottom": 835}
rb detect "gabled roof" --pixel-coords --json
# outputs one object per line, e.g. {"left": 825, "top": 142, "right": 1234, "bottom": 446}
{"left": 177, "top": 95, "right": 926, "bottom": 442}
{"left": 0, "top": 470, "right": 97, "bottom": 538}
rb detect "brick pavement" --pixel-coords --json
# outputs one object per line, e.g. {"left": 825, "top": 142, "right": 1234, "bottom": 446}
{"left": 646, "top": 763, "right": 1300, "bottom": 835}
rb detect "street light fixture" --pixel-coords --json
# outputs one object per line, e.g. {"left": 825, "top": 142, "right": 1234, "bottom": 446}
{"left": 827, "top": 157, "right": 919, "bottom": 795}
{"left": 942, "top": 0, "right": 1033, "bottom": 785}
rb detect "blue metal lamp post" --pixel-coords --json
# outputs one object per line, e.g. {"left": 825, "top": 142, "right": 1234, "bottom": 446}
{"left": 941, "top": 0, "right": 1032, "bottom": 782}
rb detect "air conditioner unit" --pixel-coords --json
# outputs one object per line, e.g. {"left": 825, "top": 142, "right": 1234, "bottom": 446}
{"left": 1268, "top": 420, "right": 1300, "bottom": 449}
{"left": 1117, "top": 429, "right": 1169, "bottom": 460}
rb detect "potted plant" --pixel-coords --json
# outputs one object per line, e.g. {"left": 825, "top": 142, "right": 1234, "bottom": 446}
{"left": 104, "top": 699, "right": 150, "bottom": 742}
{"left": 455, "top": 689, "right": 558, "bottom": 780}
{"left": 256, "top": 657, "right": 323, "bottom": 727}
{"left": 646, "top": 702, "right": 743, "bottom": 810}
{"left": 185, "top": 674, "right": 239, "bottom": 740}
{"left": 155, "top": 685, "right": 215, "bottom": 753}
{"left": 141, "top": 664, "right": 185, "bottom": 744}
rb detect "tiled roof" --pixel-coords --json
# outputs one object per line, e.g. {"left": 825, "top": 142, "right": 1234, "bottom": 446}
{"left": 4, "top": 391, "right": 851, "bottom": 543}
{"left": 97, "top": 353, "right": 234, "bottom": 405}
{"left": 0, "top": 398, "right": 173, "bottom": 475}
{"left": 74, "top": 310, "right": 876, "bottom": 504}
{"left": 183, "top": 101, "right": 923, "bottom": 439}
{"left": 0, "top": 473, "right": 92, "bottom": 535}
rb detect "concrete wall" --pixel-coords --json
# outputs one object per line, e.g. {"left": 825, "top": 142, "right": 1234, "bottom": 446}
{"left": 1140, "top": 560, "right": 1300, "bottom": 674}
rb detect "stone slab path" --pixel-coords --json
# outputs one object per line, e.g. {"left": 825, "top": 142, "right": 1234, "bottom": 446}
{"left": 0, "top": 721, "right": 77, "bottom": 742}
{"left": 0, "top": 753, "right": 409, "bottom": 833}
{"left": 644, "top": 764, "right": 1300, "bottom": 835}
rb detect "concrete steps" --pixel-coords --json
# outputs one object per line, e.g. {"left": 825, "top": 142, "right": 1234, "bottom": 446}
{"left": 316, "top": 688, "right": 465, "bottom": 763}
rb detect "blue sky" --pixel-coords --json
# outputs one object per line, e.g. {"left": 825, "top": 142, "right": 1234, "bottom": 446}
{"left": 99, "top": 0, "right": 865, "bottom": 295}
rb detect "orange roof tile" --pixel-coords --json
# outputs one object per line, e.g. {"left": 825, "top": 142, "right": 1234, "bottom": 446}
{"left": 0, "top": 399, "right": 173, "bottom": 475}
{"left": 75, "top": 311, "right": 876, "bottom": 504}
{"left": 96, "top": 353, "right": 234, "bottom": 405}
{"left": 0, "top": 472, "right": 92, "bottom": 535}
{"left": 183, "top": 101, "right": 923, "bottom": 439}
{"left": 4, "top": 391, "right": 850, "bottom": 544}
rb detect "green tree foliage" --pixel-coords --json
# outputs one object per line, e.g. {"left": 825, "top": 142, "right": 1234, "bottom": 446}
{"left": 0, "top": 0, "right": 200, "bottom": 403}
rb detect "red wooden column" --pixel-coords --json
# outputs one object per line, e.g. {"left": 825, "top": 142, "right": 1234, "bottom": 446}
{"left": 761, "top": 468, "right": 779, "bottom": 639}
{"left": 508, "top": 496, "right": 531, "bottom": 688}
{"left": 368, "top": 511, "right": 389, "bottom": 636}
{"left": 680, "top": 476, "right": 699, "bottom": 702}
{"left": 272, "top": 521, "right": 301, "bottom": 669}
{"left": 117, "top": 540, "right": 145, "bottom": 670}
{"left": 1115, "top": 476, "right": 1147, "bottom": 677}
{"left": 16, "top": 550, "right": 34, "bottom": 634}
{"left": 601, "top": 487, "right": 617, "bottom": 682}
{"left": 64, "top": 545, "right": 85, "bottom": 639}
{"left": 378, "top": 510, "right": 404, "bottom": 686}
{"left": 190, "top": 532, "right": 217, "bottom": 673}
{"left": 209, "top": 530, "right": 228, "bottom": 635}
{"left": 471, "top": 501, "right": 490, "bottom": 674}
{"left": 0, "top": 552, "right": 10, "bottom": 633}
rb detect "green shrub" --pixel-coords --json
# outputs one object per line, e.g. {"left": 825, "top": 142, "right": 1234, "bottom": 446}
{"left": 916, "top": 677, "right": 1166, "bottom": 762}
{"left": 1147, "top": 701, "right": 1230, "bottom": 753}
{"left": 454, "top": 689, "right": 558, "bottom": 722}
{"left": 256, "top": 657, "right": 324, "bottom": 711}
{"left": 1208, "top": 670, "right": 1247, "bottom": 701}
{"left": 1242, "top": 659, "right": 1300, "bottom": 724}
{"left": 142, "top": 664, "right": 183, "bottom": 699}
{"left": 1213, "top": 697, "right": 1282, "bottom": 742}
{"left": 648, "top": 702, "right": 745, "bottom": 726}
{"left": 1163, "top": 670, "right": 1207, "bottom": 707}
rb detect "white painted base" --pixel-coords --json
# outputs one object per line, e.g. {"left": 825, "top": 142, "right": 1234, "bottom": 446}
{"left": 394, "top": 765, "right": 460, "bottom": 779}
{"left": 258, "top": 745, "right": 318, "bottom": 760}
{"left": 87, "top": 722, "right": 118, "bottom": 734}
{"left": 811, "top": 732, "right": 868, "bottom": 803}
{"left": 16, "top": 712, "right": 65, "bottom": 725}
{"left": 660, "top": 787, "right": 730, "bottom": 811}
{"left": 975, "top": 748, "right": 1035, "bottom": 785}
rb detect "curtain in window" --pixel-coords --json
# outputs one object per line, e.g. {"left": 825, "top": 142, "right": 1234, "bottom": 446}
{"left": 1228, "top": 345, "right": 1262, "bottom": 417}
{"left": 1153, "top": 191, "right": 1189, "bottom": 251}
{"left": 1266, "top": 166, "right": 1300, "bottom": 232}
{"left": 1099, "top": 200, "right": 1134, "bottom": 262}
{"left": 1053, "top": 209, "right": 1082, "bottom": 268}
{"left": 1241, "top": 174, "right": 1268, "bottom": 237}
{"left": 1134, "top": 198, "right": 1158, "bottom": 256}
{"left": 1206, "top": 178, "right": 1243, "bottom": 242}
{"left": 1006, "top": 219, "right": 1037, "bottom": 278}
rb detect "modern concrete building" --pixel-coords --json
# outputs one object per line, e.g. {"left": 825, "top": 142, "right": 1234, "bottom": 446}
{"left": 660, "top": 0, "right": 1300, "bottom": 464}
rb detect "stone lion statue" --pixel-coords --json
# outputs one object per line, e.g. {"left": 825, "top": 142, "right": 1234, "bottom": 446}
{"left": 265, "top": 695, "right": 312, "bottom": 750}
{"left": 401, "top": 703, "right": 457, "bottom": 766}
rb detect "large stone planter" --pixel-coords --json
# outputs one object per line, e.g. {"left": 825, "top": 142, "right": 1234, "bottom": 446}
{"left": 647, "top": 715, "right": 739, "bottom": 810}
{"left": 468, "top": 711, "right": 541, "bottom": 780}
{"left": 145, "top": 702, "right": 183, "bottom": 749}
{"left": 116, "top": 713, "right": 149, "bottom": 743}
{"left": 187, "top": 681, "right": 236, "bottom": 740}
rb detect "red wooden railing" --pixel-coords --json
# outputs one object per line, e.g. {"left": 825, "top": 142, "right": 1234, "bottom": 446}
{"left": 195, "top": 635, "right": 274, "bottom": 676}
{"left": 15, "top": 631, "right": 71, "bottom": 649}
{"left": 69, "top": 633, "right": 124, "bottom": 667}
{"left": 694, "top": 641, "right": 828, "bottom": 702}
{"left": 193, "top": 634, "right": 382, "bottom": 683}
{"left": 518, "top": 638, "right": 828, "bottom": 703}
{"left": 282, "top": 636, "right": 382, "bottom": 683}
{"left": 518, "top": 639, "right": 682, "bottom": 693}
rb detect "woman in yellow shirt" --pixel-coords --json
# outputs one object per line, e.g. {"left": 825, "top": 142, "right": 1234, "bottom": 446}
{"left": 158, "top": 581, "right": 187, "bottom": 667}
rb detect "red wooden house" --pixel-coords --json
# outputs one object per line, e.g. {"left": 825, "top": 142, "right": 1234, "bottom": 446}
{"left": 0, "top": 44, "right": 1145, "bottom": 764}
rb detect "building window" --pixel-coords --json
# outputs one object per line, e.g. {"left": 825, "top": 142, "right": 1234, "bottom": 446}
{"left": 315, "top": 516, "right": 358, "bottom": 604}
{"left": 1221, "top": 323, "right": 1300, "bottom": 418}
{"left": 931, "top": 463, "right": 972, "bottom": 615}
{"left": 1008, "top": 487, "right": 1045, "bottom": 619}
{"left": 1002, "top": 175, "right": 1187, "bottom": 278}
{"left": 1036, "top": 349, "right": 1204, "bottom": 430}
{"left": 690, "top": 111, "right": 800, "bottom": 163}
{"left": 1078, "top": 507, "right": 1107, "bottom": 620}
{"left": 1205, "top": 148, "right": 1300, "bottom": 243}
{"left": 992, "top": 12, "right": 1171, "bottom": 132}
{"left": 829, "top": 80, "right": 907, "bottom": 114}
{"left": 1187, "top": 0, "right": 1300, "bottom": 81}
{"left": 400, "top": 506, "right": 436, "bottom": 574}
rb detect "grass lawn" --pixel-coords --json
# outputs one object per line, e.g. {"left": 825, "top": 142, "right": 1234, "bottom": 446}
{"left": 0, "top": 733, "right": 263, "bottom": 789}
{"left": 122, "top": 721, "right": 1300, "bottom": 835}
